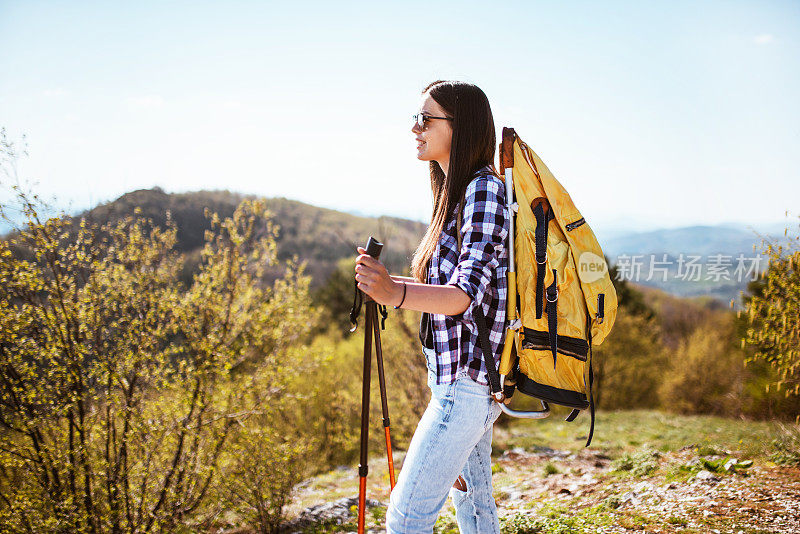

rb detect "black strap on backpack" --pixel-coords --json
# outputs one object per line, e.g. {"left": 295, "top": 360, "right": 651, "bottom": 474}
{"left": 584, "top": 313, "right": 596, "bottom": 447}
{"left": 564, "top": 308, "right": 597, "bottom": 446}
{"left": 474, "top": 305, "right": 503, "bottom": 399}
{"left": 532, "top": 199, "right": 554, "bottom": 319}
{"left": 583, "top": 293, "right": 603, "bottom": 446}
{"left": 545, "top": 269, "right": 559, "bottom": 370}
{"left": 586, "top": 351, "right": 595, "bottom": 447}
{"left": 566, "top": 296, "right": 603, "bottom": 447}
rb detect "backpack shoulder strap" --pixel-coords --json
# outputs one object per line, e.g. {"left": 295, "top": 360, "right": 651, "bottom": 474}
{"left": 455, "top": 176, "right": 503, "bottom": 399}
{"left": 457, "top": 197, "right": 464, "bottom": 252}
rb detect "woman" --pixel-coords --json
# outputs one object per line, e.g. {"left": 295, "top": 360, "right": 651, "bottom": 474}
{"left": 354, "top": 79, "right": 509, "bottom": 534}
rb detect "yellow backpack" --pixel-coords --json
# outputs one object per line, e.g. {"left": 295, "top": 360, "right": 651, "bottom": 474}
{"left": 460, "top": 128, "right": 617, "bottom": 447}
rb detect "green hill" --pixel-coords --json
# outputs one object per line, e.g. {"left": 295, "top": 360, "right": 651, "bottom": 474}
{"left": 2, "top": 187, "right": 427, "bottom": 290}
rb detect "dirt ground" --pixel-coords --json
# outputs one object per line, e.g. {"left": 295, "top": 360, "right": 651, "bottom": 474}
{"left": 282, "top": 444, "right": 800, "bottom": 533}
{"left": 492, "top": 446, "right": 800, "bottom": 533}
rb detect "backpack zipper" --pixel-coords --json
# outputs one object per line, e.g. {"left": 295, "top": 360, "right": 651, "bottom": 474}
{"left": 565, "top": 217, "right": 585, "bottom": 231}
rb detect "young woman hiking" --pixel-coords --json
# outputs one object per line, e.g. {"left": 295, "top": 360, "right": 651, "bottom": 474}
{"left": 354, "top": 79, "right": 509, "bottom": 534}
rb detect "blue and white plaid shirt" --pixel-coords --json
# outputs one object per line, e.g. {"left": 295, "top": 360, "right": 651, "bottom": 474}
{"left": 426, "top": 166, "right": 509, "bottom": 386}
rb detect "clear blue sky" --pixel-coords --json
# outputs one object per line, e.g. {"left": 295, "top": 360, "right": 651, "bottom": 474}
{"left": 1, "top": 0, "right": 798, "bottom": 234}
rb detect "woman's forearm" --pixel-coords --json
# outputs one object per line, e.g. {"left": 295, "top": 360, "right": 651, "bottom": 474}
{"left": 390, "top": 275, "right": 416, "bottom": 282}
{"left": 393, "top": 281, "right": 471, "bottom": 316}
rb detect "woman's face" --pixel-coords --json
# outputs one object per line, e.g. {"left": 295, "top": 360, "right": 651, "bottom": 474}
{"left": 412, "top": 92, "right": 453, "bottom": 172}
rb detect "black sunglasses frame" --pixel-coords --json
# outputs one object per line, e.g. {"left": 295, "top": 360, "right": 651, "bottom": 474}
{"left": 413, "top": 113, "right": 453, "bottom": 130}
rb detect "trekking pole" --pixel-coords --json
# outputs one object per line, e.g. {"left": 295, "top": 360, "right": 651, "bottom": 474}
{"left": 497, "top": 127, "right": 550, "bottom": 419}
{"left": 357, "top": 290, "right": 373, "bottom": 534}
{"left": 352, "top": 236, "right": 396, "bottom": 534}
{"left": 369, "top": 293, "right": 397, "bottom": 490}
{"left": 498, "top": 127, "right": 520, "bottom": 388}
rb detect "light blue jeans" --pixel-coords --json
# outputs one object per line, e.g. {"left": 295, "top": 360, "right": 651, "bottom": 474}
{"left": 385, "top": 346, "right": 503, "bottom": 533}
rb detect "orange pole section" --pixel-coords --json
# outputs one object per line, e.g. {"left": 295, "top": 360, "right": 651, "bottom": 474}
{"left": 358, "top": 476, "right": 367, "bottom": 534}
{"left": 385, "top": 427, "right": 396, "bottom": 489}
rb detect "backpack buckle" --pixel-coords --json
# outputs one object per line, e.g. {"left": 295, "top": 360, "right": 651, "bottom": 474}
{"left": 546, "top": 286, "right": 559, "bottom": 302}
{"left": 535, "top": 252, "right": 547, "bottom": 265}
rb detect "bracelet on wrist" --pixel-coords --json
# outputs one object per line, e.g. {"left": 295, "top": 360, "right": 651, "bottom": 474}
{"left": 393, "top": 281, "right": 407, "bottom": 309}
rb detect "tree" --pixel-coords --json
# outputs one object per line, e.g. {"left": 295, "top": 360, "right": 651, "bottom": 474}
{"left": 658, "top": 311, "right": 746, "bottom": 416}
{"left": 0, "top": 130, "right": 320, "bottom": 532}
{"left": 608, "top": 258, "right": 655, "bottom": 322}
{"left": 591, "top": 311, "right": 667, "bottom": 410}
{"left": 741, "top": 218, "right": 800, "bottom": 415}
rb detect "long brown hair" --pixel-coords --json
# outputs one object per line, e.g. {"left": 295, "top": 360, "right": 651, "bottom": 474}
{"left": 410, "top": 80, "right": 497, "bottom": 282}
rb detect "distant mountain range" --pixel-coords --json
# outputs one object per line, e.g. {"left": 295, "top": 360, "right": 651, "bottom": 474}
{"left": 600, "top": 224, "right": 781, "bottom": 259}
{"left": 2, "top": 188, "right": 794, "bottom": 306}
{"left": 598, "top": 224, "right": 791, "bottom": 307}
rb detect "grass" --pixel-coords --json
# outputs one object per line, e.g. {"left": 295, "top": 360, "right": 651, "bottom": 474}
{"left": 609, "top": 446, "right": 662, "bottom": 477}
{"left": 542, "top": 462, "right": 561, "bottom": 476}
{"left": 493, "top": 407, "right": 793, "bottom": 462}
{"left": 769, "top": 420, "right": 800, "bottom": 466}
{"left": 495, "top": 501, "right": 627, "bottom": 534}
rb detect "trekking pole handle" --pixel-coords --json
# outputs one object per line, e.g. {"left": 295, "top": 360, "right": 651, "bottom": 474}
{"left": 364, "top": 236, "right": 383, "bottom": 260}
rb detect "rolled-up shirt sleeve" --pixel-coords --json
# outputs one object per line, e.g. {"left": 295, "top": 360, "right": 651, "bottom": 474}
{"left": 446, "top": 176, "right": 509, "bottom": 323}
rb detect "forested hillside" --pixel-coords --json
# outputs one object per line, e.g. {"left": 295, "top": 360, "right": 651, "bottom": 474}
{"left": 1, "top": 186, "right": 427, "bottom": 291}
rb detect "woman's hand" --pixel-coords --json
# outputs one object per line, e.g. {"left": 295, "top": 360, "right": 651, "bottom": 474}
{"left": 354, "top": 246, "right": 404, "bottom": 307}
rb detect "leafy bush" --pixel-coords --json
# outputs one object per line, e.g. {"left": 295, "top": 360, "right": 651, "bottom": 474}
{"left": 658, "top": 312, "right": 746, "bottom": 416}
{"left": 591, "top": 311, "right": 667, "bottom": 410}
{"left": 0, "top": 156, "right": 320, "bottom": 533}
{"left": 741, "top": 220, "right": 800, "bottom": 407}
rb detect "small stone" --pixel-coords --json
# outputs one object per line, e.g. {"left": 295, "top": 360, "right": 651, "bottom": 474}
{"left": 506, "top": 490, "right": 523, "bottom": 501}
{"left": 280, "top": 496, "right": 385, "bottom": 532}
{"left": 695, "top": 470, "right": 721, "bottom": 483}
{"left": 723, "top": 458, "right": 737, "bottom": 472}
{"left": 620, "top": 491, "right": 640, "bottom": 506}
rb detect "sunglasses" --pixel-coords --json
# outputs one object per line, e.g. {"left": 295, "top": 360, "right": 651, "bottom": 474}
{"left": 413, "top": 113, "right": 453, "bottom": 130}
